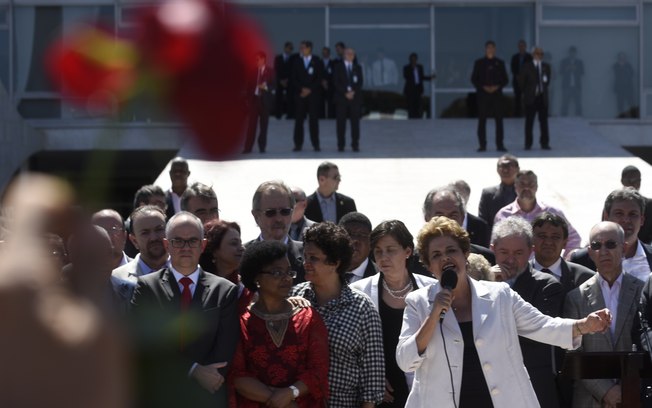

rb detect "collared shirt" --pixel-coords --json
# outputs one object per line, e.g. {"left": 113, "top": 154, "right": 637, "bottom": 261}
{"left": 347, "top": 258, "right": 370, "bottom": 284}
{"left": 622, "top": 240, "right": 652, "bottom": 282}
{"left": 597, "top": 272, "right": 623, "bottom": 339}
{"left": 533, "top": 257, "right": 563, "bottom": 280}
{"left": 170, "top": 266, "right": 200, "bottom": 297}
{"left": 258, "top": 234, "right": 290, "bottom": 244}
{"left": 413, "top": 66, "right": 420, "bottom": 85}
{"left": 317, "top": 192, "right": 337, "bottom": 223}
{"left": 462, "top": 213, "right": 468, "bottom": 231}
{"left": 494, "top": 199, "right": 582, "bottom": 255}
{"left": 118, "top": 252, "right": 130, "bottom": 267}
{"left": 168, "top": 190, "right": 182, "bottom": 214}
{"left": 136, "top": 253, "right": 171, "bottom": 276}
{"left": 303, "top": 56, "right": 312, "bottom": 69}
{"left": 290, "top": 282, "right": 385, "bottom": 406}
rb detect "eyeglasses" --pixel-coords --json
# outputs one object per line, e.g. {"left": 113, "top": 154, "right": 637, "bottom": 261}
{"left": 169, "top": 238, "right": 202, "bottom": 248}
{"left": 589, "top": 240, "right": 619, "bottom": 251}
{"left": 260, "top": 269, "right": 297, "bottom": 279}
{"left": 260, "top": 208, "right": 293, "bottom": 218}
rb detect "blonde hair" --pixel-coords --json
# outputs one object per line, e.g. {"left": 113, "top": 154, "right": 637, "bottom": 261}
{"left": 417, "top": 216, "right": 470, "bottom": 267}
{"left": 466, "top": 253, "right": 493, "bottom": 281}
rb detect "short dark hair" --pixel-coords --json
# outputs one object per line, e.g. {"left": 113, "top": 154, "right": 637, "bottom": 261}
{"left": 240, "top": 240, "right": 288, "bottom": 292}
{"left": 252, "top": 180, "right": 295, "bottom": 211}
{"left": 603, "top": 187, "right": 646, "bottom": 215}
{"left": 284, "top": 41, "right": 293, "bottom": 48}
{"left": 531, "top": 211, "right": 569, "bottom": 239}
{"left": 169, "top": 157, "right": 189, "bottom": 170}
{"left": 335, "top": 41, "right": 346, "bottom": 48}
{"left": 339, "top": 212, "right": 372, "bottom": 232}
{"left": 180, "top": 182, "right": 218, "bottom": 211}
{"left": 485, "top": 40, "right": 496, "bottom": 47}
{"left": 370, "top": 220, "right": 414, "bottom": 252}
{"left": 130, "top": 205, "right": 166, "bottom": 226}
{"left": 317, "top": 161, "right": 338, "bottom": 178}
{"left": 204, "top": 219, "right": 241, "bottom": 257}
{"left": 622, "top": 165, "right": 640, "bottom": 178}
{"left": 302, "top": 40, "right": 313, "bottom": 50}
{"left": 422, "top": 187, "right": 465, "bottom": 220}
{"left": 409, "top": 52, "right": 418, "bottom": 60}
{"left": 304, "top": 222, "right": 353, "bottom": 281}
{"left": 516, "top": 169, "right": 537, "bottom": 182}
{"left": 133, "top": 184, "right": 165, "bottom": 209}
{"left": 498, "top": 154, "right": 519, "bottom": 168}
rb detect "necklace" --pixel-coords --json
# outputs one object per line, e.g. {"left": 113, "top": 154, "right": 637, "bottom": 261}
{"left": 250, "top": 303, "right": 300, "bottom": 348}
{"left": 382, "top": 279, "right": 413, "bottom": 300}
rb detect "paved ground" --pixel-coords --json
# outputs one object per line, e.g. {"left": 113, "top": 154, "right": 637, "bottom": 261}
{"left": 155, "top": 118, "right": 651, "bottom": 245}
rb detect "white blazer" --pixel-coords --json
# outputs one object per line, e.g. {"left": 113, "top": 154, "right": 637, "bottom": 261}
{"left": 396, "top": 278, "right": 580, "bottom": 408}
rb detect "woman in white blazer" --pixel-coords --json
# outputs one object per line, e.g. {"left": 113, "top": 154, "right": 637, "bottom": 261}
{"left": 396, "top": 217, "right": 611, "bottom": 408}
{"left": 350, "top": 220, "right": 436, "bottom": 407}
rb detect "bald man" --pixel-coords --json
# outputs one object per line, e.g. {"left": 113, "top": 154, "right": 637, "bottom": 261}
{"left": 92, "top": 209, "right": 131, "bottom": 269}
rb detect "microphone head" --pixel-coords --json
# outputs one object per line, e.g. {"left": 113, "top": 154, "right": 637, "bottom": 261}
{"left": 440, "top": 267, "right": 458, "bottom": 290}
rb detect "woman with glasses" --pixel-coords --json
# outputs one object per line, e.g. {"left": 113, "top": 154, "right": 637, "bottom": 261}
{"left": 350, "top": 220, "right": 435, "bottom": 407}
{"left": 230, "top": 240, "right": 329, "bottom": 407}
{"left": 291, "top": 222, "right": 385, "bottom": 408}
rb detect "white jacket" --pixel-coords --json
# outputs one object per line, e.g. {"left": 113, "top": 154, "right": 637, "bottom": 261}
{"left": 396, "top": 278, "right": 580, "bottom": 408}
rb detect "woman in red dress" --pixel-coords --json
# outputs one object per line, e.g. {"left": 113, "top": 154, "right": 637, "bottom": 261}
{"left": 229, "top": 240, "right": 329, "bottom": 407}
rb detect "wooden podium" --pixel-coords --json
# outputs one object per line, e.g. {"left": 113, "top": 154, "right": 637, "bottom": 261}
{"left": 561, "top": 351, "right": 649, "bottom": 407}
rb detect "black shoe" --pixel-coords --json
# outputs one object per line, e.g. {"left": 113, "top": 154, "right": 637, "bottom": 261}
{"left": 477, "top": 146, "right": 487, "bottom": 152}
{"left": 314, "top": 147, "right": 321, "bottom": 152}
{"left": 525, "top": 145, "right": 531, "bottom": 151}
{"left": 292, "top": 147, "right": 302, "bottom": 152}
{"left": 260, "top": 150, "right": 266, "bottom": 154}
{"left": 497, "top": 146, "right": 507, "bottom": 152}
{"left": 338, "top": 147, "right": 344, "bottom": 152}
{"left": 353, "top": 146, "right": 360, "bottom": 152}
{"left": 541, "top": 145, "right": 551, "bottom": 150}
{"left": 242, "top": 149, "right": 252, "bottom": 154}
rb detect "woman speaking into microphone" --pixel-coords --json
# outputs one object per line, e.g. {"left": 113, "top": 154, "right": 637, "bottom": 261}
{"left": 396, "top": 217, "right": 611, "bottom": 408}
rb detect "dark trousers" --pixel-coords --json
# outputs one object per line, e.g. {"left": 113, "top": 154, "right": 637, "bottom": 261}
{"left": 405, "top": 91, "right": 422, "bottom": 119}
{"left": 477, "top": 92, "right": 504, "bottom": 149}
{"left": 525, "top": 95, "right": 549, "bottom": 148}
{"left": 293, "top": 93, "right": 320, "bottom": 149}
{"left": 335, "top": 99, "right": 361, "bottom": 149}
{"left": 244, "top": 96, "right": 269, "bottom": 152}
{"left": 561, "top": 87, "right": 582, "bottom": 116}
{"left": 274, "top": 85, "right": 287, "bottom": 119}
{"left": 513, "top": 81, "right": 523, "bottom": 117}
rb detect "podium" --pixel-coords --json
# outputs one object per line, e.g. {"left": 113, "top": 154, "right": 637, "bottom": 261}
{"left": 561, "top": 351, "right": 649, "bottom": 407}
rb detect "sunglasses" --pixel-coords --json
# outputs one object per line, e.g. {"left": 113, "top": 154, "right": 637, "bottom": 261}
{"left": 261, "top": 208, "right": 292, "bottom": 217}
{"left": 589, "top": 240, "right": 619, "bottom": 251}
{"left": 260, "top": 269, "right": 297, "bottom": 279}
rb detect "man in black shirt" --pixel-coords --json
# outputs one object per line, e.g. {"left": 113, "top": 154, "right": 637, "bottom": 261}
{"left": 510, "top": 40, "right": 532, "bottom": 117}
{"left": 471, "top": 40, "right": 509, "bottom": 152}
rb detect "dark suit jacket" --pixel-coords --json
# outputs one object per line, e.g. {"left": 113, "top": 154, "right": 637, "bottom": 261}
{"left": 130, "top": 268, "right": 239, "bottom": 408}
{"left": 519, "top": 61, "right": 551, "bottom": 106}
{"left": 363, "top": 258, "right": 379, "bottom": 279}
{"left": 291, "top": 55, "right": 324, "bottom": 96}
{"left": 249, "top": 65, "right": 275, "bottom": 109}
{"left": 245, "top": 237, "right": 305, "bottom": 284}
{"left": 478, "top": 183, "right": 517, "bottom": 230}
{"left": 274, "top": 53, "right": 295, "bottom": 82}
{"left": 165, "top": 191, "right": 178, "bottom": 221}
{"left": 466, "top": 213, "right": 490, "bottom": 247}
{"left": 640, "top": 197, "right": 652, "bottom": 244}
{"left": 512, "top": 265, "right": 564, "bottom": 408}
{"left": 402, "top": 64, "right": 428, "bottom": 96}
{"left": 570, "top": 241, "right": 652, "bottom": 272}
{"left": 333, "top": 61, "right": 363, "bottom": 104}
{"left": 510, "top": 52, "right": 533, "bottom": 84}
{"left": 304, "top": 191, "right": 357, "bottom": 224}
{"left": 471, "top": 57, "right": 508, "bottom": 94}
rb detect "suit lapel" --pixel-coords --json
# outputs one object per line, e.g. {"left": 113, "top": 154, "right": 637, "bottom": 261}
{"left": 161, "top": 268, "right": 181, "bottom": 305}
{"left": 471, "top": 279, "right": 492, "bottom": 337}
{"left": 194, "top": 269, "right": 212, "bottom": 309}
{"left": 584, "top": 278, "right": 612, "bottom": 348}
{"left": 613, "top": 275, "right": 637, "bottom": 347}
{"left": 559, "top": 260, "right": 575, "bottom": 293}
{"left": 642, "top": 243, "right": 652, "bottom": 271}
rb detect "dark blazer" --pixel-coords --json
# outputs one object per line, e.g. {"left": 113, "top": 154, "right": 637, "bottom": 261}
{"left": 165, "top": 191, "right": 178, "bottom": 221}
{"left": 471, "top": 57, "right": 508, "bottom": 94}
{"left": 130, "top": 268, "right": 239, "bottom": 408}
{"left": 402, "top": 64, "right": 427, "bottom": 96}
{"left": 245, "top": 237, "right": 305, "bottom": 284}
{"left": 249, "top": 65, "right": 275, "bottom": 108}
{"left": 291, "top": 55, "right": 324, "bottom": 96}
{"left": 510, "top": 52, "right": 533, "bottom": 84}
{"left": 466, "top": 213, "right": 490, "bottom": 248}
{"left": 512, "top": 265, "right": 564, "bottom": 408}
{"left": 304, "top": 191, "right": 357, "bottom": 224}
{"left": 333, "top": 61, "right": 363, "bottom": 104}
{"left": 478, "top": 183, "right": 517, "bottom": 229}
{"left": 274, "top": 53, "right": 295, "bottom": 83}
{"left": 640, "top": 197, "right": 652, "bottom": 244}
{"left": 570, "top": 241, "right": 652, "bottom": 272}
{"left": 363, "top": 259, "right": 379, "bottom": 279}
{"left": 519, "top": 61, "right": 552, "bottom": 106}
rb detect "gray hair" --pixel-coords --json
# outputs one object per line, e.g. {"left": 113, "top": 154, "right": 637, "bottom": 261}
{"left": 423, "top": 186, "right": 466, "bottom": 220}
{"left": 603, "top": 187, "right": 646, "bottom": 215}
{"left": 491, "top": 216, "right": 533, "bottom": 247}
{"left": 252, "top": 180, "right": 295, "bottom": 211}
{"left": 166, "top": 211, "right": 204, "bottom": 238}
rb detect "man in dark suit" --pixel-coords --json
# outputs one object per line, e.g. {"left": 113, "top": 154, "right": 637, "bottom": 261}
{"left": 510, "top": 40, "right": 532, "bottom": 117}
{"left": 571, "top": 187, "right": 652, "bottom": 282}
{"left": 165, "top": 157, "right": 190, "bottom": 221}
{"left": 321, "top": 46, "right": 336, "bottom": 119}
{"left": 530, "top": 211, "right": 594, "bottom": 407}
{"left": 339, "top": 212, "right": 378, "bottom": 283}
{"left": 289, "top": 186, "right": 315, "bottom": 242}
{"left": 273, "top": 41, "right": 295, "bottom": 119}
{"left": 130, "top": 212, "right": 239, "bottom": 408}
{"left": 471, "top": 40, "right": 509, "bottom": 152}
{"left": 519, "top": 46, "right": 551, "bottom": 150}
{"left": 248, "top": 180, "right": 305, "bottom": 283}
{"left": 621, "top": 165, "right": 652, "bottom": 244}
{"left": 449, "top": 179, "right": 491, "bottom": 247}
{"left": 333, "top": 47, "right": 364, "bottom": 152}
{"left": 291, "top": 40, "right": 324, "bottom": 152}
{"left": 491, "top": 216, "right": 564, "bottom": 408}
{"left": 559, "top": 46, "right": 584, "bottom": 117}
{"left": 304, "top": 161, "right": 357, "bottom": 223}
{"left": 243, "top": 51, "right": 275, "bottom": 154}
{"left": 478, "top": 154, "right": 520, "bottom": 231}
{"left": 403, "top": 52, "right": 434, "bottom": 119}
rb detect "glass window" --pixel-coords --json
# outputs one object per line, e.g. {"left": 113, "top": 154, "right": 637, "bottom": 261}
{"left": 243, "top": 7, "right": 325, "bottom": 55}
{"left": 646, "top": 93, "right": 652, "bottom": 117}
{"left": 542, "top": 6, "right": 637, "bottom": 22}
{"left": 436, "top": 92, "right": 475, "bottom": 118}
{"left": 644, "top": 5, "right": 652, "bottom": 88}
{"left": 539, "top": 26, "right": 639, "bottom": 119}
{"left": 0, "top": 29, "right": 8, "bottom": 91}
{"left": 330, "top": 7, "right": 429, "bottom": 25}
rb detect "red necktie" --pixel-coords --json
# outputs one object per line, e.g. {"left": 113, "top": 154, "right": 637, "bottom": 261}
{"left": 180, "top": 277, "right": 193, "bottom": 310}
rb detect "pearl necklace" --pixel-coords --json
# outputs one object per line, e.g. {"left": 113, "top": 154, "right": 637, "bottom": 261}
{"left": 382, "top": 279, "right": 413, "bottom": 300}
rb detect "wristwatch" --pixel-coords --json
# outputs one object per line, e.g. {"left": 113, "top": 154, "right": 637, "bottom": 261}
{"left": 289, "top": 385, "right": 300, "bottom": 399}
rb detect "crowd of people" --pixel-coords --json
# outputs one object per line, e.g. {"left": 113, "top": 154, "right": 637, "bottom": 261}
{"left": 8, "top": 154, "right": 652, "bottom": 408}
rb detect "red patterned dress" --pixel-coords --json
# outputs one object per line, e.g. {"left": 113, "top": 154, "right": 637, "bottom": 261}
{"left": 229, "top": 305, "right": 330, "bottom": 407}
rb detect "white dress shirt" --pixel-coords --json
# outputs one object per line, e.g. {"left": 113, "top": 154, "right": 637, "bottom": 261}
{"left": 533, "top": 257, "right": 563, "bottom": 280}
{"left": 622, "top": 240, "right": 652, "bottom": 282}
{"left": 347, "top": 258, "right": 369, "bottom": 284}
{"left": 170, "top": 266, "right": 200, "bottom": 297}
{"left": 597, "top": 272, "right": 623, "bottom": 339}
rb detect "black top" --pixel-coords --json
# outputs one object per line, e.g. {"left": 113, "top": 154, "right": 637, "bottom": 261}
{"left": 458, "top": 321, "right": 493, "bottom": 408}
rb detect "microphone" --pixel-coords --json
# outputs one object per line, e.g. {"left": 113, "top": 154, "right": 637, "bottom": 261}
{"left": 439, "top": 267, "right": 458, "bottom": 323}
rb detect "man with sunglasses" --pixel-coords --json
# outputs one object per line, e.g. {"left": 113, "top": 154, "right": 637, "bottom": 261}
{"left": 305, "top": 161, "right": 357, "bottom": 223}
{"left": 248, "top": 181, "right": 305, "bottom": 283}
{"left": 570, "top": 187, "right": 652, "bottom": 282}
{"left": 564, "top": 221, "right": 644, "bottom": 408}
{"left": 130, "top": 212, "right": 239, "bottom": 408}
